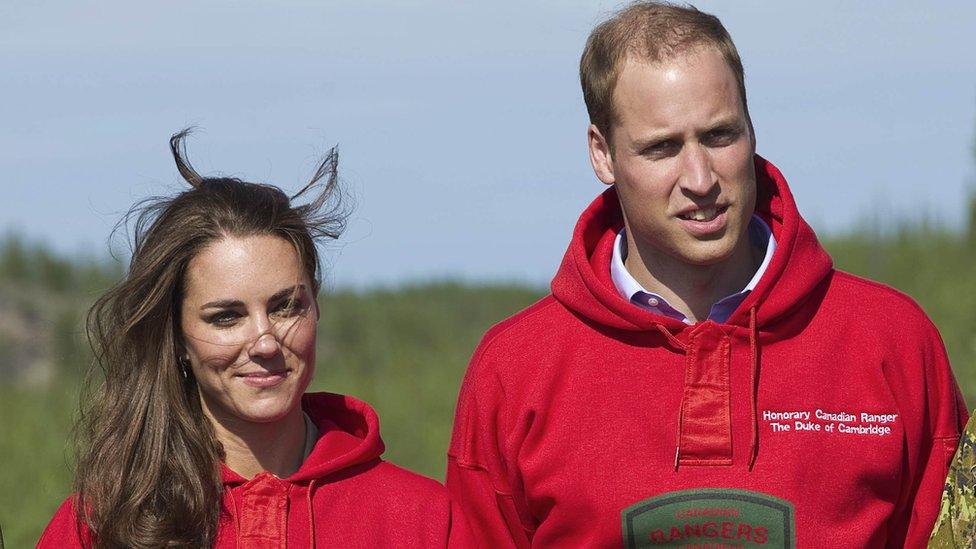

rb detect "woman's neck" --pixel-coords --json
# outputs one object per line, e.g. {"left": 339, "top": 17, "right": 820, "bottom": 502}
{"left": 202, "top": 400, "right": 307, "bottom": 480}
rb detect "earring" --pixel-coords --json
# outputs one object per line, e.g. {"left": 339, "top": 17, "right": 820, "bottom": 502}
{"left": 178, "top": 354, "right": 190, "bottom": 380}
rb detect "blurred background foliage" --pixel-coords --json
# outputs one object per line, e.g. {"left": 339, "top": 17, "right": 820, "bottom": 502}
{"left": 3, "top": 197, "right": 976, "bottom": 544}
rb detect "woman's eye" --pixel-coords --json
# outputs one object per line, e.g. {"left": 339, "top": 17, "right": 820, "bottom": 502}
{"left": 273, "top": 298, "right": 303, "bottom": 317}
{"left": 207, "top": 311, "right": 241, "bottom": 326}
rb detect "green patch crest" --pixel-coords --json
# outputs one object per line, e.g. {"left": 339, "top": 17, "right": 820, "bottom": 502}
{"left": 622, "top": 488, "right": 796, "bottom": 548}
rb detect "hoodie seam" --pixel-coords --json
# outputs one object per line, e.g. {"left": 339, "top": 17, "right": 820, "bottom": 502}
{"left": 840, "top": 271, "right": 961, "bottom": 440}
{"left": 831, "top": 270, "right": 929, "bottom": 315}
{"left": 475, "top": 297, "right": 560, "bottom": 361}
{"left": 448, "top": 455, "right": 515, "bottom": 497}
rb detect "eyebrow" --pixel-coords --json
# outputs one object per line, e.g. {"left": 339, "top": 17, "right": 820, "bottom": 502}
{"left": 199, "top": 284, "right": 306, "bottom": 310}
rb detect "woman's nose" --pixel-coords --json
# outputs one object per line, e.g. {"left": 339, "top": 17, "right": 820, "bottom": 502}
{"left": 248, "top": 331, "right": 281, "bottom": 358}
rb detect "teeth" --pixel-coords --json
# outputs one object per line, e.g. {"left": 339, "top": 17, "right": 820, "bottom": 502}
{"left": 683, "top": 207, "right": 718, "bottom": 221}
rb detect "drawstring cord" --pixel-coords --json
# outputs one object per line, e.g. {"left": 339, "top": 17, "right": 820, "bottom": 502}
{"left": 228, "top": 488, "right": 242, "bottom": 549}
{"left": 655, "top": 324, "right": 689, "bottom": 470}
{"left": 748, "top": 305, "right": 760, "bottom": 471}
{"left": 307, "top": 479, "right": 318, "bottom": 548}
{"left": 654, "top": 324, "right": 688, "bottom": 352}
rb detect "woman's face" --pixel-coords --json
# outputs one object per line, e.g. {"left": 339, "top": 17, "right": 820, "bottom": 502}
{"left": 180, "top": 234, "right": 318, "bottom": 425}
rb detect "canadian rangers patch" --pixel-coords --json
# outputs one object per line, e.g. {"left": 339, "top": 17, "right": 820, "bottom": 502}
{"left": 621, "top": 488, "right": 796, "bottom": 548}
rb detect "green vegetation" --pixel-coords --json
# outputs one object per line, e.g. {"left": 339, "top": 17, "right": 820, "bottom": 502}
{"left": 2, "top": 211, "right": 976, "bottom": 544}
{"left": 0, "top": 384, "right": 77, "bottom": 548}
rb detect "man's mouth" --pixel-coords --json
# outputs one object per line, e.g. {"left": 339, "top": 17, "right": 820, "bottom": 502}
{"left": 678, "top": 205, "right": 728, "bottom": 222}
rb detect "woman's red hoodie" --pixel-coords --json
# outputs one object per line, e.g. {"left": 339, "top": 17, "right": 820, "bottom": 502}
{"left": 447, "top": 156, "right": 967, "bottom": 548}
{"left": 39, "top": 392, "right": 472, "bottom": 548}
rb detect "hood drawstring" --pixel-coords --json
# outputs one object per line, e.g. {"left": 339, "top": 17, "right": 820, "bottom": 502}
{"left": 654, "top": 323, "right": 688, "bottom": 352}
{"left": 748, "top": 305, "right": 760, "bottom": 471}
{"left": 227, "top": 488, "right": 242, "bottom": 549}
{"left": 306, "top": 479, "right": 318, "bottom": 548}
{"left": 654, "top": 324, "right": 689, "bottom": 471}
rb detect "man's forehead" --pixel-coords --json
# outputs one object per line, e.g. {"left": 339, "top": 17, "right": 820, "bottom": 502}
{"left": 620, "top": 43, "right": 721, "bottom": 75}
{"left": 614, "top": 47, "right": 732, "bottom": 99}
{"left": 611, "top": 47, "right": 746, "bottom": 117}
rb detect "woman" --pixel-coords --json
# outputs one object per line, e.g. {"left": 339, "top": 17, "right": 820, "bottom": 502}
{"left": 38, "top": 130, "right": 472, "bottom": 548}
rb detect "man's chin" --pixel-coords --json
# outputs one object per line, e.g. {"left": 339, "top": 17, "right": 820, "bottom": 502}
{"left": 670, "top": 238, "right": 742, "bottom": 268}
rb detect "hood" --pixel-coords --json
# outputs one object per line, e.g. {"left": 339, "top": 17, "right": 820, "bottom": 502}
{"left": 551, "top": 155, "right": 833, "bottom": 333}
{"left": 221, "top": 392, "right": 385, "bottom": 485}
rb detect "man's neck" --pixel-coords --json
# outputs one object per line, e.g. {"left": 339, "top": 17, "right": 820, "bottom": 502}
{"left": 202, "top": 398, "right": 307, "bottom": 480}
{"left": 623, "top": 228, "right": 763, "bottom": 323}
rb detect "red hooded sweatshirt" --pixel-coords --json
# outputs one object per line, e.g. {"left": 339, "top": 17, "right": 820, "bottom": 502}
{"left": 447, "top": 156, "right": 967, "bottom": 548}
{"left": 39, "top": 392, "right": 472, "bottom": 548}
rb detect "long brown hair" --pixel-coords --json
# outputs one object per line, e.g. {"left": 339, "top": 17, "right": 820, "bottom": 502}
{"left": 74, "top": 129, "right": 345, "bottom": 548}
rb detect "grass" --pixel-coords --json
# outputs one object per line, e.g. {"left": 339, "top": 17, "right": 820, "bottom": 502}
{"left": 0, "top": 384, "right": 77, "bottom": 547}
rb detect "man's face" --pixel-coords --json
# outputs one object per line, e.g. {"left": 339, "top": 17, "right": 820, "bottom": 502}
{"left": 588, "top": 46, "right": 756, "bottom": 270}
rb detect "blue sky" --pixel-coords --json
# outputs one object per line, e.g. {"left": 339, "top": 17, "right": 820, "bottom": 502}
{"left": 2, "top": 1, "right": 974, "bottom": 287}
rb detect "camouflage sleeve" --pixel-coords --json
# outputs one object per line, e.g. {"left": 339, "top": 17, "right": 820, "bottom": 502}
{"left": 929, "top": 410, "right": 976, "bottom": 548}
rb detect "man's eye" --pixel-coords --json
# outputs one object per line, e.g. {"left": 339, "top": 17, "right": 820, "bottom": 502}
{"left": 642, "top": 140, "right": 679, "bottom": 158}
{"left": 704, "top": 128, "right": 740, "bottom": 147}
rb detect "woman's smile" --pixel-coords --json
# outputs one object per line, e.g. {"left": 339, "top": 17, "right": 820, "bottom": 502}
{"left": 236, "top": 369, "right": 290, "bottom": 388}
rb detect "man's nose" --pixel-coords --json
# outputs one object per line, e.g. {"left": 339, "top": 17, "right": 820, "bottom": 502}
{"left": 679, "top": 144, "right": 716, "bottom": 196}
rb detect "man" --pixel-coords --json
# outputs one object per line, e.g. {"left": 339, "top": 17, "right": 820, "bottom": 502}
{"left": 447, "top": 2, "right": 967, "bottom": 548}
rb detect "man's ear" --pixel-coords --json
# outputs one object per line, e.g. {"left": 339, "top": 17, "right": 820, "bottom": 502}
{"left": 588, "top": 124, "right": 616, "bottom": 186}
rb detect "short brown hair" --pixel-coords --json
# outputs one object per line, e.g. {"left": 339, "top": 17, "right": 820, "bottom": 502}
{"left": 580, "top": 1, "right": 747, "bottom": 140}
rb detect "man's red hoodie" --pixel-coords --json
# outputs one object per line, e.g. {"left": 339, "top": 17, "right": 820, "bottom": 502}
{"left": 39, "top": 392, "right": 472, "bottom": 548}
{"left": 447, "top": 156, "right": 967, "bottom": 548}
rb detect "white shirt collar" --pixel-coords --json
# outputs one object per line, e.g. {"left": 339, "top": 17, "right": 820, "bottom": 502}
{"left": 610, "top": 215, "right": 777, "bottom": 321}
